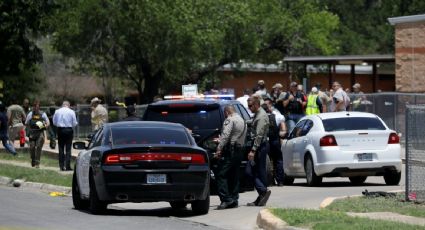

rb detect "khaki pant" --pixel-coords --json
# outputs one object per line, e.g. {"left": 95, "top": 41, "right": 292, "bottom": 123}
{"left": 29, "top": 132, "right": 44, "bottom": 167}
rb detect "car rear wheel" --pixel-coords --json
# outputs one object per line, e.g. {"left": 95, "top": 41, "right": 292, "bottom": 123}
{"left": 349, "top": 176, "right": 367, "bottom": 185}
{"left": 170, "top": 201, "right": 187, "bottom": 209}
{"left": 191, "top": 194, "right": 210, "bottom": 215}
{"left": 384, "top": 171, "right": 401, "bottom": 185}
{"left": 89, "top": 175, "right": 107, "bottom": 215}
{"left": 304, "top": 156, "right": 322, "bottom": 186}
{"left": 72, "top": 170, "right": 89, "bottom": 210}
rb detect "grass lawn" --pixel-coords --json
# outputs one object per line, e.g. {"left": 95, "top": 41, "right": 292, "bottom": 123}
{"left": 0, "top": 163, "right": 72, "bottom": 187}
{"left": 0, "top": 149, "right": 75, "bottom": 168}
{"left": 326, "top": 194, "right": 425, "bottom": 218}
{"left": 271, "top": 208, "right": 424, "bottom": 230}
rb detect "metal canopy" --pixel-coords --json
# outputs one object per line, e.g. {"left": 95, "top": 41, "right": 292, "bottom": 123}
{"left": 283, "top": 54, "right": 394, "bottom": 64}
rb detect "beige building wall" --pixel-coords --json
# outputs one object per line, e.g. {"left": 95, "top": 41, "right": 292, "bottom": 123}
{"left": 393, "top": 18, "right": 425, "bottom": 92}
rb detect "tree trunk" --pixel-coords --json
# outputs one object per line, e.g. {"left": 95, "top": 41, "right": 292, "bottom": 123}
{"left": 142, "top": 71, "right": 162, "bottom": 103}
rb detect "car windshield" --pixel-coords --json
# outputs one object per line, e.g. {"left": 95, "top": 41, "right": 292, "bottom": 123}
{"left": 322, "top": 117, "right": 386, "bottom": 132}
{"left": 111, "top": 127, "right": 190, "bottom": 145}
{"left": 144, "top": 107, "right": 221, "bottom": 131}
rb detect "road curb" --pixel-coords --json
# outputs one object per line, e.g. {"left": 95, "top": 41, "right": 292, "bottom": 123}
{"left": 0, "top": 175, "right": 71, "bottom": 195}
{"left": 257, "top": 209, "right": 306, "bottom": 230}
{"left": 319, "top": 189, "right": 405, "bottom": 209}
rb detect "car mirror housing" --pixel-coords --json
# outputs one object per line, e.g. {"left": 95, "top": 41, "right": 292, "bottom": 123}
{"left": 73, "top": 141, "right": 87, "bottom": 150}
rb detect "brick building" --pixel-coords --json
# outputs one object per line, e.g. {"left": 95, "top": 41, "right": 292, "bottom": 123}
{"left": 389, "top": 14, "right": 425, "bottom": 92}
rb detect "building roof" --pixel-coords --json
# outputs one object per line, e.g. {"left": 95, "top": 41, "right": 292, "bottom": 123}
{"left": 283, "top": 55, "right": 394, "bottom": 64}
{"left": 388, "top": 14, "right": 425, "bottom": 25}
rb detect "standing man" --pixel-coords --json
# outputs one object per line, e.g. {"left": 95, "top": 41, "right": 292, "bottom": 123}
{"left": 7, "top": 98, "right": 26, "bottom": 147}
{"left": 283, "top": 82, "right": 306, "bottom": 132}
{"left": 90, "top": 97, "right": 108, "bottom": 131}
{"left": 315, "top": 83, "right": 331, "bottom": 113}
{"left": 246, "top": 95, "right": 271, "bottom": 206}
{"left": 306, "top": 87, "right": 323, "bottom": 115}
{"left": 331, "top": 81, "right": 350, "bottom": 112}
{"left": 214, "top": 105, "right": 247, "bottom": 210}
{"left": 25, "top": 100, "right": 49, "bottom": 168}
{"left": 122, "top": 105, "right": 142, "bottom": 121}
{"left": 0, "top": 103, "right": 17, "bottom": 155}
{"left": 53, "top": 101, "right": 78, "bottom": 171}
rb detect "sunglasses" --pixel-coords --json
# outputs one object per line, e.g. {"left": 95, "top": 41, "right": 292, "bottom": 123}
{"left": 248, "top": 104, "right": 254, "bottom": 108}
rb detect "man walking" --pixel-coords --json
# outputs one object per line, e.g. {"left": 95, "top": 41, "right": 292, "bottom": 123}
{"left": 7, "top": 98, "right": 26, "bottom": 147}
{"left": 53, "top": 101, "right": 78, "bottom": 171}
{"left": 246, "top": 95, "right": 271, "bottom": 206}
{"left": 25, "top": 100, "right": 49, "bottom": 168}
{"left": 214, "top": 105, "right": 247, "bottom": 210}
{"left": 331, "top": 81, "right": 350, "bottom": 112}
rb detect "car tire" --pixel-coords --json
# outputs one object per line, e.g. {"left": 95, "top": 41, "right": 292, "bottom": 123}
{"left": 283, "top": 172, "right": 295, "bottom": 185}
{"left": 266, "top": 154, "right": 274, "bottom": 186}
{"left": 191, "top": 194, "right": 210, "bottom": 215}
{"left": 384, "top": 171, "right": 401, "bottom": 185}
{"left": 349, "top": 176, "right": 367, "bottom": 185}
{"left": 304, "top": 156, "right": 322, "bottom": 186}
{"left": 89, "top": 175, "right": 107, "bottom": 215}
{"left": 72, "top": 170, "right": 89, "bottom": 210}
{"left": 170, "top": 201, "right": 187, "bottom": 209}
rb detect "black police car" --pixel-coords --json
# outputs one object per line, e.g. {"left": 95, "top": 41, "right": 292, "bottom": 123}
{"left": 143, "top": 99, "right": 273, "bottom": 192}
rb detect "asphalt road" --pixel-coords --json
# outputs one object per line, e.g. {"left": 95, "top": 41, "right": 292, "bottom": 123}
{"left": 0, "top": 168, "right": 405, "bottom": 230}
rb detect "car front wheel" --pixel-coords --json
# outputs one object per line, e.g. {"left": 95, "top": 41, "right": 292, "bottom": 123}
{"left": 384, "top": 171, "right": 401, "bottom": 185}
{"left": 304, "top": 156, "right": 322, "bottom": 186}
{"left": 72, "top": 170, "right": 89, "bottom": 210}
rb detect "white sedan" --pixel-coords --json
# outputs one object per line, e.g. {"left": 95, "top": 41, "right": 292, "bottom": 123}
{"left": 281, "top": 112, "right": 402, "bottom": 186}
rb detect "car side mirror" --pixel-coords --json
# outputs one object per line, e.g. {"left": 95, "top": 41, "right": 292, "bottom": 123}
{"left": 73, "top": 141, "right": 87, "bottom": 150}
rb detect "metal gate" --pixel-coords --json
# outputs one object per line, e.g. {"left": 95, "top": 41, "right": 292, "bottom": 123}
{"left": 405, "top": 105, "right": 425, "bottom": 202}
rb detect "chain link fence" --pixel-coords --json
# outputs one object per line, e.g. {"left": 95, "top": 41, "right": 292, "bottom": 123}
{"left": 405, "top": 105, "right": 425, "bottom": 202}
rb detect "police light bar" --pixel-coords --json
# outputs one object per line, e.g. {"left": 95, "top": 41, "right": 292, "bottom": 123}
{"left": 163, "top": 94, "right": 234, "bottom": 100}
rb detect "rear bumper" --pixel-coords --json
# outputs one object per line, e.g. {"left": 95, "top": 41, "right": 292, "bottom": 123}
{"left": 94, "top": 166, "right": 210, "bottom": 202}
{"left": 315, "top": 145, "right": 402, "bottom": 176}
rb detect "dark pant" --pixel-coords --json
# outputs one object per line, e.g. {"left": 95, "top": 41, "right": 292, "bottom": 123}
{"left": 58, "top": 127, "right": 73, "bottom": 169}
{"left": 0, "top": 134, "right": 16, "bottom": 155}
{"left": 215, "top": 144, "right": 242, "bottom": 203}
{"left": 269, "top": 138, "right": 283, "bottom": 184}
{"left": 245, "top": 142, "right": 270, "bottom": 195}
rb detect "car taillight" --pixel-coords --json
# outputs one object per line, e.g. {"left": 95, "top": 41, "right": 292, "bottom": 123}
{"left": 320, "top": 135, "right": 338, "bottom": 146}
{"left": 104, "top": 153, "right": 206, "bottom": 165}
{"left": 388, "top": 133, "right": 400, "bottom": 144}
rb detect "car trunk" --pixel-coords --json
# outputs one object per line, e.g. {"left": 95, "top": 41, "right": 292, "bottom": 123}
{"left": 331, "top": 130, "right": 391, "bottom": 151}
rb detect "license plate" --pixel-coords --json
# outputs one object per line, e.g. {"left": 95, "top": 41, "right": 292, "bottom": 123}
{"left": 147, "top": 174, "right": 167, "bottom": 184}
{"left": 358, "top": 153, "right": 373, "bottom": 161}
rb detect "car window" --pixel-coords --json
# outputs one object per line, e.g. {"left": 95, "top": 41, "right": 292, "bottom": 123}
{"left": 322, "top": 117, "right": 386, "bottom": 132}
{"left": 144, "top": 106, "right": 221, "bottom": 131}
{"left": 111, "top": 127, "right": 190, "bottom": 145}
{"left": 300, "top": 119, "right": 314, "bottom": 136}
{"left": 88, "top": 128, "right": 103, "bottom": 149}
{"left": 289, "top": 120, "right": 306, "bottom": 139}
{"left": 236, "top": 104, "right": 250, "bottom": 120}
{"left": 93, "top": 129, "right": 104, "bottom": 147}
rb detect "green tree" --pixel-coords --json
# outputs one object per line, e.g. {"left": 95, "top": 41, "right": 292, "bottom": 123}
{"left": 50, "top": 0, "right": 339, "bottom": 102}
{"left": 0, "top": 0, "right": 54, "bottom": 103}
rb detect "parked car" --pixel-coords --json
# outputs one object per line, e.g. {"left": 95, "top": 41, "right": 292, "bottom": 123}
{"left": 143, "top": 99, "right": 273, "bottom": 192}
{"left": 72, "top": 121, "right": 210, "bottom": 215}
{"left": 281, "top": 112, "right": 402, "bottom": 186}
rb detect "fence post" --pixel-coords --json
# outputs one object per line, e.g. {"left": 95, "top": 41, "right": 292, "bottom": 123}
{"left": 405, "top": 105, "right": 409, "bottom": 201}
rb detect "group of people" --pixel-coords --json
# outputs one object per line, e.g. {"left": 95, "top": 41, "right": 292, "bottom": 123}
{"left": 213, "top": 79, "right": 366, "bottom": 210}
{"left": 0, "top": 96, "right": 130, "bottom": 171}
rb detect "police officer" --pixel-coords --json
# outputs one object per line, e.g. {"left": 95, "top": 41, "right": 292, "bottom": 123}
{"left": 246, "top": 95, "right": 271, "bottom": 206}
{"left": 306, "top": 87, "right": 323, "bottom": 115}
{"left": 214, "top": 105, "right": 247, "bottom": 210}
{"left": 25, "top": 100, "right": 49, "bottom": 168}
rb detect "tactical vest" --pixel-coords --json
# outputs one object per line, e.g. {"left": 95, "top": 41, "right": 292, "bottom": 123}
{"left": 306, "top": 95, "right": 320, "bottom": 115}
{"left": 29, "top": 111, "right": 45, "bottom": 131}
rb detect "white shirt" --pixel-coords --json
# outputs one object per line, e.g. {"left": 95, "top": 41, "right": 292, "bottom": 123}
{"left": 236, "top": 94, "right": 254, "bottom": 117}
{"left": 272, "top": 109, "right": 285, "bottom": 125}
{"left": 53, "top": 107, "right": 78, "bottom": 128}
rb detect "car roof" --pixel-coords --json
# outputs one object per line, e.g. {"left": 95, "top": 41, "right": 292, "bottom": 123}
{"left": 315, "top": 111, "right": 379, "bottom": 120}
{"left": 149, "top": 99, "right": 239, "bottom": 106}
{"left": 107, "top": 121, "right": 185, "bottom": 129}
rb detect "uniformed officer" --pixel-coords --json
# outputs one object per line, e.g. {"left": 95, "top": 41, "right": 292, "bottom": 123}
{"left": 25, "top": 100, "right": 50, "bottom": 168}
{"left": 214, "top": 105, "right": 247, "bottom": 210}
{"left": 246, "top": 95, "right": 271, "bottom": 206}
